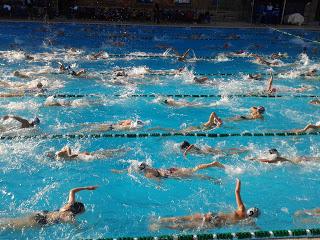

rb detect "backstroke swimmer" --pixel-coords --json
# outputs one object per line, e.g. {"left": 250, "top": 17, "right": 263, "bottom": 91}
{"left": 249, "top": 148, "right": 320, "bottom": 164}
{"left": 0, "top": 186, "right": 97, "bottom": 229}
{"left": 149, "top": 179, "right": 260, "bottom": 231}
{"left": 112, "top": 160, "right": 225, "bottom": 181}
{"left": 48, "top": 145, "right": 129, "bottom": 161}
{"left": 179, "top": 141, "right": 249, "bottom": 157}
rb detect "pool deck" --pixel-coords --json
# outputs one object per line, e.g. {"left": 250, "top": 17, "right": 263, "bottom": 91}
{"left": 1, "top": 18, "right": 320, "bottom": 31}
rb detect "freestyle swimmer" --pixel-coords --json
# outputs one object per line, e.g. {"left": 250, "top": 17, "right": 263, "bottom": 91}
{"left": 181, "top": 112, "right": 223, "bottom": 133}
{"left": 1, "top": 115, "right": 40, "bottom": 129}
{"left": 266, "top": 72, "right": 314, "bottom": 94}
{"left": 0, "top": 186, "right": 97, "bottom": 229}
{"left": 249, "top": 148, "right": 320, "bottom": 164}
{"left": 292, "top": 122, "right": 320, "bottom": 133}
{"left": 228, "top": 106, "right": 265, "bottom": 121}
{"left": 180, "top": 141, "right": 249, "bottom": 157}
{"left": 50, "top": 145, "right": 129, "bottom": 161}
{"left": 149, "top": 179, "right": 260, "bottom": 231}
{"left": 81, "top": 119, "right": 145, "bottom": 132}
{"left": 112, "top": 160, "right": 225, "bottom": 180}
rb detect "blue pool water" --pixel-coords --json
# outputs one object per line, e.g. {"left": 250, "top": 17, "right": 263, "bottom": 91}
{"left": 0, "top": 22, "right": 319, "bottom": 239}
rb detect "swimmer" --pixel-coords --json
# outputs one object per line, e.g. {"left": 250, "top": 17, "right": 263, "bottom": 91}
{"left": 175, "top": 48, "right": 192, "bottom": 62}
{"left": 112, "top": 160, "right": 225, "bottom": 180}
{"left": 294, "top": 208, "right": 320, "bottom": 218}
{"left": 82, "top": 119, "right": 145, "bottom": 132}
{"left": 1, "top": 115, "right": 40, "bottom": 129}
{"left": 0, "top": 186, "right": 97, "bottom": 229}
{"left": 149, "top": 179, "right": 260, "bottom": 231}
{"left": 228, "top": 106, "right": 265, "bottom": 121}
{"left": 58, "top": 62, "right": 87, "bottom": 77}
{"left": 13, "top": 70, "right": 30, "bottom": 79}
{"left": 292, "top": 122, "right": 320, "bottom": 133}
{"left": 300, "top": 69, "right": 317, "bottom": 78}
{"left": 162, "top": 98, "right": 204, "bottom": 108}
{"left": 49, "top": 145, "right": 129, "bottom": 161}
{"left": 309, "top": 99, "right": 320, "bottom": 105}
{"left": 249, "top": 149, "right": 320, "bottom": 164}
{"left": 254, "top": 56, "right": 279, "bottom": 67}
{"left": 181, "top": 112, "right": 223, "bottom": 133}
{"left": 89, "top": 51, "right": 108, "bottom": 60}
{"left": 193, "top": 76, "right": 209, "bottom": 84}
{"left": 180, "top": 141, "right": 249, "bottom": 157}
{"left": 266, "top": 72, "right": 313, "bottom": 94}
{"left": 270, "top": 52, "right": 288, "bottom": 60}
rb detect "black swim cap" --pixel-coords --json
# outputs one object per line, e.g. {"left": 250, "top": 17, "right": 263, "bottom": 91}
{"left": 180, "top": 141, "right": 191, "bottom": 149}
{"left": 269, "top": 148, "right": 278, "bottom": 154}
{"left": 139, "top": 162, "right": 147, "bottom": 170}
{"left": 69, "top": 202, "right": 85, "bottom": 215}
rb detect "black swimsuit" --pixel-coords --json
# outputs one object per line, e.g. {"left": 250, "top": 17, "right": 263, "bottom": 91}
{"left": 33, "top": 211, "right": 49, "bottom": 225}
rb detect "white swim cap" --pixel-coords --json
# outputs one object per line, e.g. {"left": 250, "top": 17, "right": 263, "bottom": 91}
{"left": 131, "top": 120, "right": 144, "bottom": 128}
{"left": 246, "top": 207, "right": 260, "bottom": 218}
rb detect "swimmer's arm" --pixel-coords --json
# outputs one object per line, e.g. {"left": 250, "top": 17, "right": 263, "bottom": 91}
{"left": 235, "top": 179, "right": 245, "bottom": 214}
{"left": 67, "top": 186, "right": 98, "bottom": 204}
{"left": 267, "top": 73, "right": 273, "bottom": 92}
{"left": 183, "top": 145, "right": 194, "bottom": 157}
{"left": 3, "top": 116, "right": 29, "bottom": 125}
{"left": 181, "top": 48, "right": 191, "bottom": 59}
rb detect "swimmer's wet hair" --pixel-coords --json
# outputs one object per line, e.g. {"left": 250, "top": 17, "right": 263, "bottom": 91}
{"left": 69, "top": 202, "right": 85, "bottom": 215}
{"left": 180, "top": 141, "right": 191, "bottom": 149}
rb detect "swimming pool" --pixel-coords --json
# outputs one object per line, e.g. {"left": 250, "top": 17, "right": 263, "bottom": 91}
{"left": 0, "top": 22, "right": 319, "bottom": 239}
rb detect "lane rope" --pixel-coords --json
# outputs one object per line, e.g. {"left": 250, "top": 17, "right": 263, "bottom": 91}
{"left": 0, "top": 131, "right": 319, "bottom": 140}
{"left": 269, "top": 26, "right": 320, "bottom": 45}
{"left": 2, "top": 93, "right": 319, "bottom": 99}
{"left": 85, "top": 228, "right": 320, "bottom": 240}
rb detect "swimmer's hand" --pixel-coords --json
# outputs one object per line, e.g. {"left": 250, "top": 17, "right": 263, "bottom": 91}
{"left": 86, "top": 186, "right": 98, "bottom": 190}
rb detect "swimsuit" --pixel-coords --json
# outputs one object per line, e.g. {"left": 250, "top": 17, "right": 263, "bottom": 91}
{"left": 33, "top": 211, "right": 50, "bottom": 225}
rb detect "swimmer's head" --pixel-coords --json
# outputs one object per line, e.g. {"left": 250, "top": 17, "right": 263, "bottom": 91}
{"left": 254, "top": 106, "right": 265, "bottom": 114}
{"left": 37, "top": 82, "right": 43, "bottom": 89}
{"left": 163, "top": 99, "right": 168, "bottom": 104}
{"left": 31, "top": 117, "right": 40, "bottom": 126}
{"left": 268, "top": 148, "right": 280, "bottom": 159}
{"left": 246, "top": 207, "right": 260, "bottom": 218}
{"left": 136, "top": 120, "right": 144, "bottom": 126}
{"left": 180, "top": 141, "right": 191, "bottom": 150}
{"left": 139, "top": 162, "right": 147, "bottom": 171}
{"left": 69, "top": 201, "right": 85, "bottom": 215}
